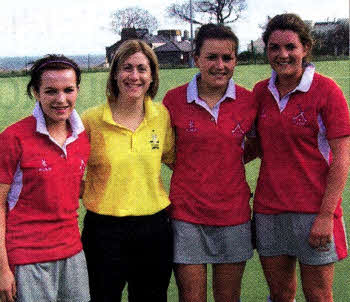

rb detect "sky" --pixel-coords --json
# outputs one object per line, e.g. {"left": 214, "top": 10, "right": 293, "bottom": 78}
{"left": 1, "top": 0, "right": 348, "bottom": 56}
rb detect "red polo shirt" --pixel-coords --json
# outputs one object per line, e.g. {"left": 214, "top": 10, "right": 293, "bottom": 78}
{"left": 163, "top": 76, "right": 256, "bottom": 226}
{"left": 0, "top": 103, "right": 90, "bottom": 267}
{"left": 253, "top": 67, "right": 350, "bottom": 216}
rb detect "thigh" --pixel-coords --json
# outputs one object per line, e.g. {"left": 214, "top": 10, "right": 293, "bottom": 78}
{"left": 212, "top": 262, "right": 246, "bottom": 302}
{"left": 174, "top": 264, "right": 207, "bottom": 302}
{"left": 82, "top": 212, "right": 127, "bottom": 302}
{"left": 300, "top": 263, "right": 334, "bottom": 302}
{"left": 260, "top": 255, "right": 297, "bottom": 299}
{"left": 57, "top": 251, "right": 90, "bottom": 302}
{"left": 15, "top": 262, "right": 58, "bottom": 302}
{"left": 128, "top": 211, "right": 173, "bottom": 302}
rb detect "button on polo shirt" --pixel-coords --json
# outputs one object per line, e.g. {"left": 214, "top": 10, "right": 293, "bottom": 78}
{"left": 82, "top": 97, "right": 175, "bottom": 217}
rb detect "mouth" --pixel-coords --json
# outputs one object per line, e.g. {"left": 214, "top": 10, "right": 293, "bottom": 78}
{"left": 52, "top": 105, "right": 70, "bottom": 114}
{"left": 210, "top": 72, "right": 228, "bottom": 77}
{"left": 276, "top": 61, "right": 292, "bottom": 66}
{"left": 125, "top": 82, "right": 143, "bottom": 89}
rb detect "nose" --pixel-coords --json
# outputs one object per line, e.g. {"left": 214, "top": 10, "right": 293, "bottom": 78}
{"left": 216, "top": 57, "right": 224, "bottom": 69}
{"left": 279, "top": 47, "right": 289, "bottom": 58}
{"left": 57, "top": 92, "right": 66, "bottom": 102}
{"left": 129, "top": 68, "right": 139, "bottom": 80}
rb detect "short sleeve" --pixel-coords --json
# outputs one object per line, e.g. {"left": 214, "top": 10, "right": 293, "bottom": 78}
{"left": 322, "top": 80, "right": 350, "bottom": 140}
{"left": 0, "top": 129, "right": 21, "bottom": 184}
{"left": 162, "top": 92, "right": 175, "bottom": 127}
{"left": 81, "top": 111, "right": 91, "bottom": 141}
{"left": 161, "top": 105, "right": 175, "bottom": 165}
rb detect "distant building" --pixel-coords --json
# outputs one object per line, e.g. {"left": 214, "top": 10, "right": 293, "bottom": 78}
{"left": 105, "top": 28, "right": 193, "bottom": 67}
{"left": 247, "top": 37, "right": 264, "bottom": 54}
{"left": 154, "top": 40, "right": 192, "bottom": 65}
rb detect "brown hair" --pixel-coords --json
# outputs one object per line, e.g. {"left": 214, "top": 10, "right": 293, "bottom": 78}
{"left": 27, "top": 54, "right": 81, "bottom": 99}
{"left": 106, "top": 40, "right": 159, "bottom": 100}
{"left": 194, "top": 23, "right": 239, "bottom": 57}
{"left": 263, "top": 13, "right": 313, "bottom": 64}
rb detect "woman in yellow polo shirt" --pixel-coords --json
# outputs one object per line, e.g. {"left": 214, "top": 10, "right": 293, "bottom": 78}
{"left": 81, "top": 40, "right": 175, "bottom": 302}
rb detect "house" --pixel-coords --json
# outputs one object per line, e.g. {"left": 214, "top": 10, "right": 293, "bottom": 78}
{"left": 154, "top": 40, "right": 192, "bottom": 65}
{"left": 105, "top": 28, "right": 152, "bottom": 65}
{"left": 247, "top": 37, "right": 264, "bottom": 54}
{"left": 105, "top": 28, "right": 193, "bottom": 67}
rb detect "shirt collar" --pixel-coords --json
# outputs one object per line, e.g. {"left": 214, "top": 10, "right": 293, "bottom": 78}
{"left": 268, "top": 63, "right": 315, "bottom": 94}
{"left": 186, "top": 73, "right": 236, "bottom": 104}
{"left": 32, "top": 101, "right": 85, "bottom": 137}
{"left": 103, "top": 96, "right": 158, "bottom": 126}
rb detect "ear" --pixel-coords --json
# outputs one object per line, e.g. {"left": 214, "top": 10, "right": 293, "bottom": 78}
{"left": 303, "top": 42, "right": 311, "bottom": 57}
{"left": 33, "top": 89, "right": 40, "bottom": 101}
{"left": 194, "top": 55, "right": 200, "bottom": 68}
{"left": 77, "top": 85, "right": 80, "bottom": 92}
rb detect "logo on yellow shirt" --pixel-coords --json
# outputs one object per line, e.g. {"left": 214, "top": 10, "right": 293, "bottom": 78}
{"left": 150, "top": 130, "right": 160, "bottom": 149}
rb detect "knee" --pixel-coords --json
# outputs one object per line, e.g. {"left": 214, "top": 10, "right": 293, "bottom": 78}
{"left": 270, "top": 286, "right": 296, "bottom": 302}
{"left": 303, "top": 288, "right": 333, "bottom": 302}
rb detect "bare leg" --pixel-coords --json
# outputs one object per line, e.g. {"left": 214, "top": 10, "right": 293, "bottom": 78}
{"left": 260, "top": 255, "right": 297, "bottom": 302}
{"left": 174, "top": 264, "right": 207, "bottom": 302}
{"left": 212, "top": 262, "right": 246, "bottom": 302}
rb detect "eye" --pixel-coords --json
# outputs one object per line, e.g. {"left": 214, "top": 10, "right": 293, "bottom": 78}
{"left": 138, "top": 65, "right": 148, "bottom": 72}
{"left": 64, "top": 87, "right": 75, "bottom": 93}
{"left": 206, "top": 54, "right": 217, "bottom": 61}
{"left": 222, "top": 55, "right": 234, "bottom": 62}
{"left": 286, "top": 44, "right": 296, "bottom": 51}
{"left": 268, "top": 44, "right": 279, "bottom": 51}
{"left": 122, "top": 64, "right": 133, "bottom": 71}
{"left": 44, "top": 89, "right": 57, "bottom": 95}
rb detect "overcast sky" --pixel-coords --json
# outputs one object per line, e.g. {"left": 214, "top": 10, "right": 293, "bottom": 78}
{"left": 1, "top": 0, "right": 348, "bottom": 56}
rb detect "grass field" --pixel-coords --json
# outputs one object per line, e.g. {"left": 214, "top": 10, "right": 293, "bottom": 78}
{"left": 0, "top": 60, "right": 349, "bottom": 301}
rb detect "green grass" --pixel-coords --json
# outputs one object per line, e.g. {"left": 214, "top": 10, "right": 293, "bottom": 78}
{"left": 1, "top": 61, "right": 349, "bottom": 301}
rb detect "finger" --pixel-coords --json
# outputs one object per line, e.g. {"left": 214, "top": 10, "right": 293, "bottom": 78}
{"left": 4, "top": 290, "right": 13, "bottom": 302}
{"left": 11, "top": 282, "right": 16, "bottom": 301}
{"left": 319, "top": 237, "right": 330, "bottom": 247}
{"left": 308, "top": 236, "right": 320, "bottom": 248}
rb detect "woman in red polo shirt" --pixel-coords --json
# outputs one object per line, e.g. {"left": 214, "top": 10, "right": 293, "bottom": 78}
{"left": 251, "top": 13, "right": 350, "bottom": 302}
{"left": 163, "top": 24, "right": 256, "bottom": 302}
{"left": 0, "top": 55, "right": 90, "bottom": 302}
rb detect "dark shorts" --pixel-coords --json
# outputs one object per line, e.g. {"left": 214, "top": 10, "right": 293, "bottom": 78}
{"left": 82, "top": 209, "right": 173, "bottom": 302}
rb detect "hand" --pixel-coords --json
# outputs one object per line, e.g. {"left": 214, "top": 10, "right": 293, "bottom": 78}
{"left": 308, "top": 213, "right": 333, "bottom": 251}
{"left": 0, "top": 268, "right": 16, "bottom": 302}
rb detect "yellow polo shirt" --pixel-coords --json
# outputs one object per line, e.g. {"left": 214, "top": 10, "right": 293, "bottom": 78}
{"left": 82, "top": 97, "right": 175, "bottom": 216}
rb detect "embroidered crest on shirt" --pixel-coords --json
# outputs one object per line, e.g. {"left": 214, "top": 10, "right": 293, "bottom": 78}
{"left": 232, "top": 119, "right": 245, "bottom": 136}
{"left": 292, "top": 105, "right": 308, "bottom": 126}
{"left": 186, "top": 120, "right": 198, "bottom": 132}
{"left": 149, "top": 130, "right": 160, "bottom": 149}
{"left": 259, "top": 107, "right": 267, "bottom": 119}
{"left": 80, "top": 159, "right": 86, "bottom": 173}
{"left": 39, "top": 159, "right": 52, "bottom": 172}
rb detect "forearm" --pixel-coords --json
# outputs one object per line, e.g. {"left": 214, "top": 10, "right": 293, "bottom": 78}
{"left": 244, "top": 137, "right": 260, "bottom": 164}
{"left": 319, "top": 137, "right": 350, "bottom": 216}
{"left": 0, "top": 184, "right": 10, "bottom": 273}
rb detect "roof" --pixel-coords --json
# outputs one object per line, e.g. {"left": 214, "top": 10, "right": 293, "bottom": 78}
{"left": 154, "top": 40, "right": 192, "bottom": 53}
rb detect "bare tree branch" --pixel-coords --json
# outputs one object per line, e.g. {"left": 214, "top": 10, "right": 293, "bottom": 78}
{"left": 167, "top": 0, "right": 247, "bottom": 25}
{"left": 111, "top": 7, "right": 159, "bottom": 35}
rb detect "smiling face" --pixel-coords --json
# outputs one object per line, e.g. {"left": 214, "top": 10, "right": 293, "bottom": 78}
{"left": 34, "top": 69, "right": 79, "bottom": 126}
{"left": 267, "top": 30, "right": 309, "bottom": 80}
{"left": 195, "top": 39, "right": 236, "bottom": 91}
{"left": 115, "top": 51, "right": 152, "bottom": 102}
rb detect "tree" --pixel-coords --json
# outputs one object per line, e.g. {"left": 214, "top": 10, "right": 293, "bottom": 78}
{"left": 111, "top": 7, "right": 159, "bottom": 35}
{"left": 312, "top": 19, "right": 349, "bottom": 56}
{"left": 167, "top": 0, "right": 247, "bottom": 25}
